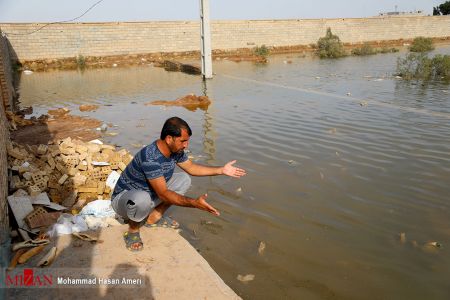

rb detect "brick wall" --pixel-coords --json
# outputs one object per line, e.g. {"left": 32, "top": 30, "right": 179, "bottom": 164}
{"left": 0, "top": 16, "right": 449, "bottom": 61}
{"left": 0, "top": 32, "right": 10, "bottom": 246}
{"left": 0, "top": 31, "right": 15, "bottom": 111}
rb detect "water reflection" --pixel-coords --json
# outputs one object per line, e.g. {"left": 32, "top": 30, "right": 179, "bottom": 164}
{"left": 16, "top": 46, "right": 450, "bottom": 299}
{"left": 200, "top": 79, "right": 217, "bottom": 163}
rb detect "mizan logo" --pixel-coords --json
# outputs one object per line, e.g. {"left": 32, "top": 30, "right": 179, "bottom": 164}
{"left": 6, "top": 269, "right": 53, "bottom": 287}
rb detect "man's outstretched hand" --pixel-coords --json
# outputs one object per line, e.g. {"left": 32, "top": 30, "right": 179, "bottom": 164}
{"left": 195, "top": 193, "right": 220, "bottom": 216}
{"left": 222, "top": 160, "right": 247, "bottom": 178}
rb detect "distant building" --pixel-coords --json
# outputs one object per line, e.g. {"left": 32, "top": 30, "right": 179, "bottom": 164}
{"left": 378, "top": 10, "right": 425, "bottom": 17}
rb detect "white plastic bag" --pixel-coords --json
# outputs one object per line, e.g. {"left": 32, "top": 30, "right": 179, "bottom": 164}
{"left": 79, "top": 200, "right": 115, "bottom": 218}
{"left": 47, "top": 213, "right": 88, "bottom": 237}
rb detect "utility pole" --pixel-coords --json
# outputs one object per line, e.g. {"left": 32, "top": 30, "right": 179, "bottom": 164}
{"left": 200, "top": 0, "right": 213, "bottom": 79}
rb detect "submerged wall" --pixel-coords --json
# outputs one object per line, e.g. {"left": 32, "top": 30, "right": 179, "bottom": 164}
{"left": 0, "top": 16, "right": 450, "bottom": 61}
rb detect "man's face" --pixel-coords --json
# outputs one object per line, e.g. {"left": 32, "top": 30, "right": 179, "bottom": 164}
{"left": 168, "top": 128, "right": 190, "bottom": 154}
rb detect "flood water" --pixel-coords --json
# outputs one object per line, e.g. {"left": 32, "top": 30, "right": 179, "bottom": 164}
{"left": 17, "top": 46, "right": 450, "bottom": 299}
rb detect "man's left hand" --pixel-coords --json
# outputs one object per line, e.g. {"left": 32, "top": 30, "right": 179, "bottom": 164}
{"left": 222, "top": 160, "right": 246, "bottom": 178}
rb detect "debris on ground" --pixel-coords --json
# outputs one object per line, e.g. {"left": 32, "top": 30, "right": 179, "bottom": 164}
{"left": 10, "top": 112, "right": 102, "bottom": 145}
{"left": 36, "top": 246, "right": 57, "bottom": 267}
{"left": 72, "top": 232, "right": 104, "bottom": 243}
{"left": 6, "top": 136, "right": 134, "bottom": 268}
{"left": 146, "top": 94, "right": 211, "bottom": 111}
{"left": 7, "top": 138, "right": 132, "bottom": 238}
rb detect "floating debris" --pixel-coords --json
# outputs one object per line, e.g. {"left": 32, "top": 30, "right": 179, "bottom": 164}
{"left": 328, "top": 128, "right": 337, "bottom": 134}
{"left": 236, "top": 187, "right": 243, "bottom": 195}
{"left": 360, "top": 101, "right": 368, "bottom": 107}
{"left": 79, "top": 105, "right": 99, "bottom": 112}
{"left": 146, "top": 94, "right": 211, "bottom": 112}
{"left": 425, "top": 241, "right": 442, "bottom": 248}
{"left": 258, "top": 241, "right": 266, "bottom": 255}
{"left": 237, "top": 274, "right": 255, "bottom": 282}
{"left": 422, "top": 241, "right": 443, "bottom": 253}
{"left": 105, "top": 132, "right": 119, "bottom": 136}
{"left": 399, "top": 232, "right": 406, "bottom": 244}
{"left": 23, "top": 70, "right": 33, "bottom": 75}
{"left": 320, "top": 172, "right": 324, "bottom": 180}
{"left": 346, "top": 92, "right": 352, "bottom": 96}
{"left": 315, "top": 76, "right": 321, "bottom": 79}
{"left": 288, "top": 160, "right": 298, "bottom": 166}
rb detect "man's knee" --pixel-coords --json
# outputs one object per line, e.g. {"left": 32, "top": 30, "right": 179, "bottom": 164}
{"left": 122, "top": 190, "right": 154, "bottom": 222}
{"left": 168, "top": 173, "right": 191, "bottom": 195}
{"left": 180, "top": 172, "right": 191, "bottom": 187}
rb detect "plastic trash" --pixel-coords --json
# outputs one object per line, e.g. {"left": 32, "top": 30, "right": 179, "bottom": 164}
{"left": 237, "top": 274, "right": 255, "bottom": 282}
{"left": 47, "top": 214, "right": 88, "bottom": 237}
{"left": 79, "top": 200, "right": 115, "bottom": 218}
{"left": 89, "top": 139, "right": 103, "bottom": 145}
{"left": 84, "top": 216, "right": 121, "bottom": 230}
{"left": 106, "top": 171, "right": 120, "bottom": 189}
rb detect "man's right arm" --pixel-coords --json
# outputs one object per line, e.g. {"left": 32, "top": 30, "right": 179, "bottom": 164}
{"left": 148, "top": 177, "right": 219, "bottom": 215}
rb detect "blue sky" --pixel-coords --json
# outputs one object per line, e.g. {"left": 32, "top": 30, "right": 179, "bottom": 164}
{"left": 0, "top": 0, "right": 445, "bottom": 22}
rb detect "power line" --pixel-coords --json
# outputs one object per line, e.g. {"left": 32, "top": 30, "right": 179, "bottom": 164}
{"left": 2, "top": 0, "right": 106, "bottom": 36}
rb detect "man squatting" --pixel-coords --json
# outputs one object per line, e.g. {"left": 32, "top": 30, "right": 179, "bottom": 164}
{"left": 111, "top": 117, "right": 247, "bottom": 251}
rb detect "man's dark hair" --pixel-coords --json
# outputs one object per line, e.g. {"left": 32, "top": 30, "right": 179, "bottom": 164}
{"left": 160, "top": 117, "right": 192, "bottom": 140}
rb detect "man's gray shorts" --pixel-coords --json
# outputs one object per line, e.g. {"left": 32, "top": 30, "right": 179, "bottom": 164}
{"left": 111, "top": 173, "right": 191, "bottom": 222}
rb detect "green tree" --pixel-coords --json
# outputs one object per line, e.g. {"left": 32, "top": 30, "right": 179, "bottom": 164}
{"left": 317, "top": 28, "right": 346, "bottom": 59}
{"left": 409, "top": 37, "right": 435, "bottom": 52}
{"left": 433, "top": 1, "right": 450, "bottom": 15}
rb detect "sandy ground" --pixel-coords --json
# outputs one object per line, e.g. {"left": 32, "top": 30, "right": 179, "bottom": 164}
{"left": 6, "top": 225, "right": 240, "bottom": 300}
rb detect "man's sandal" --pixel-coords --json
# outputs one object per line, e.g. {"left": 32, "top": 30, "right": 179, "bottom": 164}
{"left": 123, "top": 231, "right": 143, "bottom": 252}
{"left": 144, "top": 216, "right": 180, "bottom": 229}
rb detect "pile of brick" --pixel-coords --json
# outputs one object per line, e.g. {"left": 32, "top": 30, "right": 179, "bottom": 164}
{"left": 7, "top": 137, "right": 132, "bottom": 209}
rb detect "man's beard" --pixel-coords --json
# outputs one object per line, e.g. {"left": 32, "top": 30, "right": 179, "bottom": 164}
{"left": 169, "top": 144, "right": 184, "bottom": 155}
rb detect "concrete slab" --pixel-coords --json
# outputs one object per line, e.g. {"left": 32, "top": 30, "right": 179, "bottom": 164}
{"left": 6, "top": 225, "right": 240, "bottom": 299}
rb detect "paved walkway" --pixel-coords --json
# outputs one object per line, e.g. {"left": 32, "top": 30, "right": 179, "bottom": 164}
{"left": 6, "top": 225, "right": 240, "bottom": 300}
